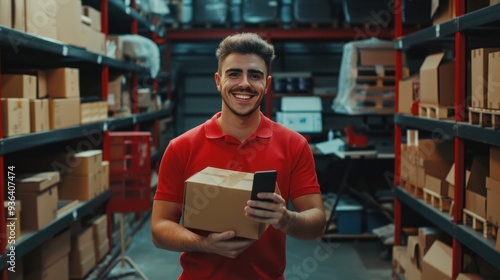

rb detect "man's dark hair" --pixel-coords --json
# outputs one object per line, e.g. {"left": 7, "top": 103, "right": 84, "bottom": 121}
{"left": 215, "top": 33, "right": 275, "bottom": 74}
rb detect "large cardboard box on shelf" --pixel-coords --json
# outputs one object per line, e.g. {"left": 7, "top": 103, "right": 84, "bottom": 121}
{"left": 358, "top": 48, "right": 396, "bottom": 66}
{"left": 80, "top": 101, "right": 108, "bottom": 124}
{"left": 4, "top": 201, "right": 21, "bottom": 241}
{"left": 398, "top": 75, "right": 419, "bottom": 115}
{"left": 433, "top": 0, "right": 455, "bottom": 25}
{"left": 421, "top": 240, "right": 452, "bottom": 280}
{"left": 490, "top": 146, "right": 500, "bottom": 181}
{"left": 1, "top": 74, "right": 37, "bottom": 99}
{"left": 56, "top": 0, "right": 83, "bottom": 47}
{"left": 70, "top": 227, "right": 96, "bottom": 279}
{"left": 30, "top": 99, "right": 50, "bottom": 133}
{"left": 1, "top": 98, "right": 30, "bottom": 137}
{"left": 445, "top": 163, "right": 471, "bottom": 200}
{"left": 465, "top": 155, "right": 489, "bottom": 218}
{"left": 0, "top": 0, "right": 11, "bottom": 28}
{"left": 12, "top": 0, "right": 25, "bottom": 31}
{"left": 25, "top": 0, "right": 57, "bottom": 40}
{"left": 485, "top": 177, "right": 500, "bottom": 226}
{"left": 25, "top": 255, "right": 69, "bottom": 280}
{"left": 23, "top": 229, "right": 70, "bottom": 272}
{"left": 101, "top": 161, "right": 109, "bottom": 193}
{"left": 419, "top": 52, "right": 455, "bottom": 107}
{"left": 91, "top": 215, "right": 109, "bottom": 261}
{"left": 82, "top": 5, "right": 101, "bottom": 32}
{"left": 49, "top": 97, "right": 81, "bottom": 129}
{"left": 182, "top": 167, "right": 268, "bottom": 240}
{"left": 16, "top": 172, "right": 60, "bottom": 231}
{"left": 410, "top": 139, "right": 454, "bottom": 185}
{"left": 81, "top": 23, "right": 106, "bottom": 55}
{"left": 67, "top": 150, "right": 103, "bottom": 176}
{"left": 46, "top": 68, "right": 80, "bottom": 98}
{"left": 471, "top": 48, "right": 500, "bottom": 108}
{"left": 108, "top": 76, "right": 124, "bottom": 111}
{"left": 59, "top": 171, "right": 101, "bottom": 201}
{"left": 487, "top": 51, "right": 500, "bottom": 109}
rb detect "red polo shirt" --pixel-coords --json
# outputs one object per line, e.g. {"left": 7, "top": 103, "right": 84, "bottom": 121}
{"left": 155, "top": 112, "right": 320, "bottom": 280}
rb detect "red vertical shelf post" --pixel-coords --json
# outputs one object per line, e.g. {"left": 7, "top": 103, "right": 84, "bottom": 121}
{"left": 131, "top": 0, "right": 140, "bottom": 130}
{"left": 393, "top": 0, "right": 403, "bottom": 248}
{"left": 452, "top": 0, "right": 466, "bottom": 278}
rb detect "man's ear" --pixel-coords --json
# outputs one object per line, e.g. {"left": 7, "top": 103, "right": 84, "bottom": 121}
{"left": 214, "top": 72, "right": 221, "bottom": 92}
{"left": 265, "top": 75, "right": 272, "bottom": 93}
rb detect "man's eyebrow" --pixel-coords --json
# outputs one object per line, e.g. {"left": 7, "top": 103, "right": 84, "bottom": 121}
{"left": 225, "top": 68, "right": 264, "bottom": 75}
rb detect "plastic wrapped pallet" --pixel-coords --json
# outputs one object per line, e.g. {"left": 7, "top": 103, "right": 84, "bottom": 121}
{"left": 107, "top": 35, "right": 160, "bottom": 78}
{"left": 332, "top": 38, "right": 399, "bottom": 115}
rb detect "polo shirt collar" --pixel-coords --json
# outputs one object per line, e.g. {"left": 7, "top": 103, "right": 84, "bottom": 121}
{"left": 205, "top": 111, "right": 273, "bottom": 139}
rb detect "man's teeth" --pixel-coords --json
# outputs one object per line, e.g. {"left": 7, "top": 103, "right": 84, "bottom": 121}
{"left": 234, "top": 94, "right": 251, "bottom": 99}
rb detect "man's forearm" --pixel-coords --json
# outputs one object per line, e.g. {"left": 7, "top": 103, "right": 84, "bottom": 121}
{"left": 282, "top": 208, "right": 326, "bottom": 240}
{"left": 151, "top": 220, "right": 205, "bottom": 253}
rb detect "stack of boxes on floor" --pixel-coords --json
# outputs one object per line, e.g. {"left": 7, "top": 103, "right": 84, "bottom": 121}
{"left": 10, "top": 150, "right": 110, "bottom": 280}
{"left": 0, "top": 1, "right": 109, "bottom": 137}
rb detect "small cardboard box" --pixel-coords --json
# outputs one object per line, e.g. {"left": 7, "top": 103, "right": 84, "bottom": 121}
{"left": 25, "top": 0, "right": 58, "bottom": 40}
{"left": 56, "top": 0, "right": 83, "bottom": 47}
{"left": 1, "top": 74, "right": 37, "bottom": 99}
{"left": 59, "top": 171, "right": 101, "bottom": 201}
{"left": 445, "top": 163, "right": 471, "bottom": 200}
{"left": 82, "top": 5, "right": 101, "bottom": 31}
{"left": 406, "top": 235, "right": 421, "bottom": 270}
{"left": 467, "top": 155, "right": 489, "bottom": 197}
{"left": 1, "top": 98, "right": 30, "bottom": 137}
{"left": 70, "top": 227, "right": 96, "bottom": 279}
{"left": 81, "top": 23, "right": 106, "bottom": 55}
{"left": 24, "top": 229, "right": 70, "bottom": 271}
{"left": 471, "top": 48, "right": 500, "bottom": 108}
{"left": 419, "top": 52, "right": 455, "bottom": 106}
{"left": 69, "top": 150, "right": 103, "bottom": 176}
{"left": 358, "top": 48, "right": 396, "bottom": 66}
{"left": 485, "top": 177, "right": 500, "bottom": 226}
{"left": 490, "top": 146, "right": 500, "bottom": 182}
{"left": 422, "top": 240, "right": 452, "bottom": 280}
{"left": 418, "top": 227, "right": 442, "bottom": 258}
{"left": 49, "top": 97, "right": 81, "bottom": 129}
{"left": 30, "top": 99, "right": 50, "bottom": 133}
{"left": 398, "top": 75, "right": 419, "bottom": 115}
{"left": 0, "top": 0, "right": 11, "bottom": 28}
{"left": 487, "top": 51, "right": 500, "bottom": 109}
{"left": 183, "top": 167, "right": 268, "bottom": 239}
{"left": 46, "top": 68, "right": 80, "bottom": 98}
{"left": 16, "top": 172, "right": 60, "bottom": 231}
{"left": 465, "top": 190, "right": 487, "bottom": 219}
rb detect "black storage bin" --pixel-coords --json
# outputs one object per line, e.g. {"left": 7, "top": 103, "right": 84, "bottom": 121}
{"left": 242, "top": 0, "right": 281, "bottom": 25}
{"left": 292, "top": 0, "right": 340, "bottom": 24}
{"left": 402, "top": 0, "right": 433, "bottom": 25}
{"left": 192, "top": 0, "right": 229, "bottom": 26}
{"left": 341, "top": 0, "right": 391, "bottom": 25}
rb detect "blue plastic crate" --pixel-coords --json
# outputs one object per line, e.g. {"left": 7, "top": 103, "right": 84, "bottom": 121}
{"left": 336, "top": 198, "right": 363, "bottom": 235}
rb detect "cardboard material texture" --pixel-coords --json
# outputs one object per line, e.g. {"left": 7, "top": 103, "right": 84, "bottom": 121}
{"left": 47, "top": 68, "right": 80, "bottom": 98}
{"left": 467, "top": 155, "right": 489, "bottom": 196}
{"left": 445, "top": 163, "right": 471, "bottom": 200}
{"left": 425, "top": 174, "right": 448, "bottom": 196}
{"left": 25, "top": 255, "right": 69, "bottom": 280}
{"left": 405, "top": 260, "right": 422, "bottom": 280}
{"left": 433, "top": 0, "right": 455, "bottom": 25}
{"left": 70, "top": 228, "right": 96, "bottom": 279}
{"left": 183, "top": 167, "right": 268, "bottom": 239}
{"left": 16, "top": 172, "right": 60, "bottom": 192}
{"left": 49, "top": 98, "right": 81, "bottom": 130}
{"left": 24, "top": 229, "right": 70, "bottom": 271}
{"left": 398, "top": 75, "right": 419, "bottom": 115}
{"left": 0, "top": 0, "right": 11, "bottom": 28}
{"left": 37, "top": 70, "right": 48, "bottom": 98}
{"left": 59, "top": 171, "right": 101, "bottom": 201}
{"left": 108, "top": 76, "right": 124, "bottom": 111}
{"left": 82, "top": 5, "right": 101, "bottom": 31}
{"left": 392, "top": 246, "right": 408, "bottom": 276}
{"left": 1, "top": 98, "right": 30, "bottom": 137}
{"left": 485, "top": 177, "right": 500, "bottom": 226}
{"left": 422, "top": 240, "right": 452, "bottom": 280}
{"left": 81, "top": 23, "right": 106, "bottom": 55}
{"left": 471, "top": 48, "right": 500, "bottom": 108}
{"left": 406, "top": 235, "right": 422, "bottom": 270}
{"left": 418, "top": 227, "right": 442, "bottom": 259}
{"left": 358, "top": 49, "right": 396, "bottom": 66}
{"left": 17, "top": 183, "right": 58, "bottom": 231}
{"left": 102, "top": 161, "right": 110, "bottom": 193}
{"left": 419, "top": 52, "right": 455, "bottom": 106}
{"left": 56, "top": 0, "right": 83, "bottom": 47}
{"left": 30, "top": 99, "right": 50, "bottom": 133}
{"left": 1, "top": 74, "right": 37, "bottom": 99}
{"left": 465, "top": 190, "right": 487, "bottom": 218}
{"left": 25, "top": 0, "right": 58, "bottom": 39}
{"left": 487, "top": 51, "right": 500, "bottom": 109}
{"left": 12, "top": 0, "right": 25, "bottom": 31}
{"left": 81, "top": 101, "right": 108, "bottom": 124}
{"left": 410, "top": 139, "right": 454, "bottom": 186}
{"left": 456, "top": 273, "right": 484, "bottom": 280}
{"left": 491, "top": 146, "right": 500, "bottom": 181}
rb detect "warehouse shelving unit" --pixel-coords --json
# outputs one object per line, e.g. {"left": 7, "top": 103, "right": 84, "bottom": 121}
{"left": 393, "top": 1, "right": 500, "bottom": 277}
{"left": 0, "top": 1, "right": 172, "bottom": 279}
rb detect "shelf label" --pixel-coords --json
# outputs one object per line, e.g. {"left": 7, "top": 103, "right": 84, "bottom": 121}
{"left": 133, "top": 116, "right": 137, "bottom": 124}
{"left": 398, "top": 40, "right": 403, "bottom": 49}
{"left": 125, "top": 7, "right": 131, "bottom": 14}
{"left": 103, "top": 122, "right": 108, "bottom": 131}
{"left": 72, "top": 211, "right": 78, "bottom": 221}
{"left": 97, "top": 56, "right": 102, "bottom": 64}
{"left": 62, "top": 46, "right": 68, "bottom": 56}
{"left": 435, "top": 25, "right": 440, "bottom": 37}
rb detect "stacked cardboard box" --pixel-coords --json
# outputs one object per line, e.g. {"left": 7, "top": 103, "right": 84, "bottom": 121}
{"left": 47, "top": 68, "right": 81, "bottom": 130}
{"left": 80, "top": 5, "right": 106, "bottom": 55}
{"left": 1, "top": 74, "right": 37, "bottom": 136}
{"left": 486, "top": 147, "right": 500, "bottom": 231}
{"left": 91, "top": 215, "right": 109, "bottom": 262}
{"left": 16, "top": 172, "right": 60, "bottom": 231}
{"left": 23, "top": 229, "right": 70, "bottom": 280}
{"left": 59, "top": 150, "right": 103, "bottom": 201}
{"left": 70, "top": 227, "right": 96, "bottom": 279}
{"left": 101, "top": 161, "right": 110, "bottom": 194}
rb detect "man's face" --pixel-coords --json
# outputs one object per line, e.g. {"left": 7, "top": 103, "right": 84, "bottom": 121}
{"left": 215, "top": 53, "right": 271, "bottom": 117}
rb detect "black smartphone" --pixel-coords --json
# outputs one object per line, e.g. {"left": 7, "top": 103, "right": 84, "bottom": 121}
{"left": 251, "top": 170, "right": 277, "bottom": 202}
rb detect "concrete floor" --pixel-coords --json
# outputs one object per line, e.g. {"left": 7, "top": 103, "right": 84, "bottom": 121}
{"left": 103, "top": 217, "right": 393, "bottom": 280}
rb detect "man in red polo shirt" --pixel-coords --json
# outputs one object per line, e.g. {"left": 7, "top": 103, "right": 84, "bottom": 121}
{"left": 151, "top": 32, "right": 326, "bottom": 280}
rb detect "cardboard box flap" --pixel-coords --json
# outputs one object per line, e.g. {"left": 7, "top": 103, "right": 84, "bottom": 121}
{"left": 406, "top": 235, "right": 421, "bottom": 267}
{"left": 420, "top": 53, "right": 446, "bottom": 70}
{"left": 446, "top": 163, "right": 471, "bottom": 186}
{"left": 16, "top": 171, "right": 60, "bottom": 192}
{"left": 422, "top": 240, "right": 452, "bottom": 278}
{"left": 187, "top": 167, "right": 253, "bottom": 191}
{"left": 467, "top": 155, "right": 489, "bottom": 196}
{"left": 75, "top": 150, "right": 102, "bottom": 158}
{"left": 486, "top": 176, "right": 500, "bottom": 192}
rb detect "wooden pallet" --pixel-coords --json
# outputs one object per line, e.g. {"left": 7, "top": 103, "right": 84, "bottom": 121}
{"left": 419, "top": 103, "right": 454, "bottom": 119}
{"left": 355, "top": 76, "right": 396, "bottom": 87}
{"left": 423, "top": 189, "right": 452, "bottom": 212}
{"left": 463, "top": 209, "right": 493, "bottom": 238}
{"left": 352, "top": 66, "right": 409, "bottom": 78}
{"left": 405, "top": 182, "right": 423, "bottom": 199}
{"left": 468, "top": 107, "right": 500, "bottom": 129}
